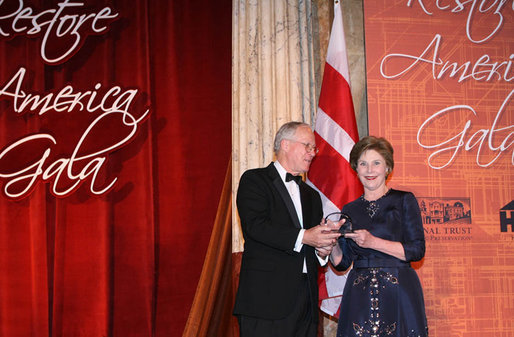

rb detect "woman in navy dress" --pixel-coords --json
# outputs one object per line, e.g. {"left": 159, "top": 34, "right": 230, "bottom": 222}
{"left": 330, "top": 136, "right": 428, "bottom": 337}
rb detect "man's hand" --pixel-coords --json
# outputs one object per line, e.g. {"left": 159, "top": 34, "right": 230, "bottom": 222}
{"left": 303, "top": 224, "right": 341, "bottom": 248}
{"left": 324, "top": 218, "right": 345, "bottom": 233}
{"left": 315, "top": 245, "right": 333, "bottom": 258}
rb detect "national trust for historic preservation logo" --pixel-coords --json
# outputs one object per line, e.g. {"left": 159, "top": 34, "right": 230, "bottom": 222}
{"left": 418, "top": 197, "right": 472, "bottom": 241}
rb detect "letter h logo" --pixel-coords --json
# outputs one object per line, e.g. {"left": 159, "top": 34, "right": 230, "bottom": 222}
{"left": 500, "top": 201, "right": 514, "bottom": 232}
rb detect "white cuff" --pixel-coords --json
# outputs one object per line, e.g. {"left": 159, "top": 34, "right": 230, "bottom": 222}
{"left": 316, "top": 250, "right": 329, "bottom": 266}
{"left": 294, "top": 229, "right": 305, "bottom": 252}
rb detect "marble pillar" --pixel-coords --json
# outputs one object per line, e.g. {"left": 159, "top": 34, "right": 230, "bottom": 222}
{"left": 232, "top": 0, "right": 322, "bottom": 251}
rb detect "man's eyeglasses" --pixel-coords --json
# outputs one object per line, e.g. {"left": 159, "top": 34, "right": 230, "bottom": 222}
{"left": 287, "top": 139, "right": 319, "bottom": 154}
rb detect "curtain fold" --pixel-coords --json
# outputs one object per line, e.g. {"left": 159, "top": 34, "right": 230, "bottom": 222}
{"left": 182, "top": 158, "right": 235, "bottom": 337}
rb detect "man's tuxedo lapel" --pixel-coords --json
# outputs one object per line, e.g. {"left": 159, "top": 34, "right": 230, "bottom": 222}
{"left": 299, "top": 182, "right": 313, "bottom": 229}
{"left": 267, "top": 164, "right": 302, "bottom": 229}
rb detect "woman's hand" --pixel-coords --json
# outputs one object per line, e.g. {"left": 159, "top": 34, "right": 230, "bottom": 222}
{"left": 346, "top": 229, "right": 407, "bottom": 261}
{"left": 345, "top": 229, "right": 375, "bottom": 248}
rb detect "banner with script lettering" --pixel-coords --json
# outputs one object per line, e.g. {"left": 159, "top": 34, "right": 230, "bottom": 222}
{"left": 364, "top": 1, "right": 513, "bottom": 336}
{"left": 0, "top": 0, "right": 231, "bottom": 336}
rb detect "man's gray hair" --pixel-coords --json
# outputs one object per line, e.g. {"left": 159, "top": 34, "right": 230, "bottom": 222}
{"left": 273, "top": 121, "right": 310, "bottom": 154}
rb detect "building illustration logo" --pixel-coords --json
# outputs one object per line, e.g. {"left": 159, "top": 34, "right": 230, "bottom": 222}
{"left": 418, "top": 197, "right": 472, "bottom": 225}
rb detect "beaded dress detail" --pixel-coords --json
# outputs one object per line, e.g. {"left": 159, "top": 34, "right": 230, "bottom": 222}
{"left": 360, "top": 189, "right": 391, "bottom": 218}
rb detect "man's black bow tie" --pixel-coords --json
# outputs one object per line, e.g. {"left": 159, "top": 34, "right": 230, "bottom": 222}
{"left": 286, "top": 173, "right": 302, "bottom": 185}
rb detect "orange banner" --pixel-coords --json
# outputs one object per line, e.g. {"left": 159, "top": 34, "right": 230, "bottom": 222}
{"left": 364, "top": 1, "right": 513, "bottom": 336}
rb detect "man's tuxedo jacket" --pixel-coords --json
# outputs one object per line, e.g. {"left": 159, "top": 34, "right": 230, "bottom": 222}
{"left": 233, "top": 163, "right": 323, "bottom": 321}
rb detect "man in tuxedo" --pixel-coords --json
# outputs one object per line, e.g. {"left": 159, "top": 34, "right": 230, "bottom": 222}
{"left": 234, "top": 121, "right": 342, "bottom": 337}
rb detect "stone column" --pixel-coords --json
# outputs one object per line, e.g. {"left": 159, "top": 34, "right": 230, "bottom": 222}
{"left": 232, "top": 0, "right": 323, "bottom": 252}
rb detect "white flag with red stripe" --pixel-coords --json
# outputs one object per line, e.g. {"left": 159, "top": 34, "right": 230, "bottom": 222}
{"left": 306, "top": 0, "right": 362, "bottom": 317}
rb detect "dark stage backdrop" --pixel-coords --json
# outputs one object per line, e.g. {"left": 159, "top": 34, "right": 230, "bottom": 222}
{"left": 0, "top": 0, "right": 231, "bottom": 336}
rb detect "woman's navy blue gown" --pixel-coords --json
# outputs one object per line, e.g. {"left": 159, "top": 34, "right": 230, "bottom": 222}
{"left": 335, "top": 189, "right": 428, "bottom": 337}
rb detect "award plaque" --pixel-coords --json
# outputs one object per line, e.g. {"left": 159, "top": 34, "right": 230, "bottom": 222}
{"left": 324, "top": 211, "right": 353, "bottom": 235}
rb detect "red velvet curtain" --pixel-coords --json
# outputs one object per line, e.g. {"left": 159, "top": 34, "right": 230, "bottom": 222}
{"left": 0, "top": 1, "right": 231, "bottom": 336}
